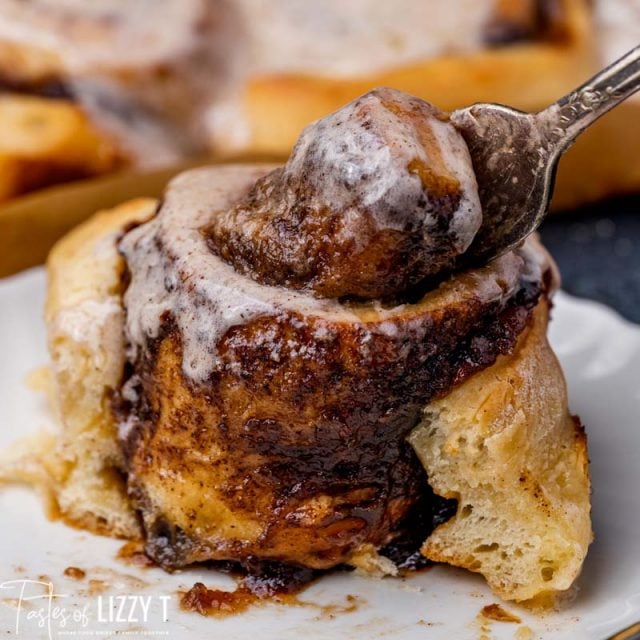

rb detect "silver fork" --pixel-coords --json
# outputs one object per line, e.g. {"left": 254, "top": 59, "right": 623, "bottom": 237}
{"left": 451, "top": 45, "right": 640, "bottom": 266}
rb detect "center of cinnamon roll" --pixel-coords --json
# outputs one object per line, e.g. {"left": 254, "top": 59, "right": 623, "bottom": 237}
{"left": 116, "top": 88, "right": 552, "bottom": 579}
{"left": 206, "top": 87, "right": 482, "bottom": 299}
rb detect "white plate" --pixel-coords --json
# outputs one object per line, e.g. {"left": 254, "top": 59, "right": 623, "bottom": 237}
{"left": 1, "top": 268, "right": 639, "bottom": 640}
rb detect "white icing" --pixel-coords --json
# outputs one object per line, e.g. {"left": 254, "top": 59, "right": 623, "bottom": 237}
{"left": 283, "top": 89, "right": 482, "bottom": 253}
{"left": 121, "top": 166, "right": 361, "bottom": 382}
{"left": 55, "top": 300, "right": 122, "bottom": 348}
{"left": 121, "top": 165, "right": 545, "bottom": 384}
{"left": 428, "top": 113, "right": 484, "bottom": 251}
{"left": 0, "top": 0, "right": 501, "bottom": 79}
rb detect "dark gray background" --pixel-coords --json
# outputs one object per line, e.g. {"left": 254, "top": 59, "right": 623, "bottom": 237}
{"left": 540, "top": 195, "right": 640, "bottom": 323}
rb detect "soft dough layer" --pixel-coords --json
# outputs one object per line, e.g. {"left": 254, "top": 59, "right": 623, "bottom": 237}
{"left": 409, "top": 300, "right": 592, "bottom": 602}
{"left": 29, "top": 198, "right": 156, "bottom": 538}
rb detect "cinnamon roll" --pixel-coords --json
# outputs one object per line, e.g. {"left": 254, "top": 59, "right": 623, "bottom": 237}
{"left": 31, "top": 88, "right": 590, "bottom": 603}
{"left": 0, "top": 0, "right": 234, "bottom": 202}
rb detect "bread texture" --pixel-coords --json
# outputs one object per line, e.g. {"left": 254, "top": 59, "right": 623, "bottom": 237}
{"left": 409, "top": 301, "right": 592, "bottom": 602}
{"left": 0, "top": 197, "right": 591, "bottom": 601}
{"left": 40, "top": 197, "right": 156, "bottom": 537}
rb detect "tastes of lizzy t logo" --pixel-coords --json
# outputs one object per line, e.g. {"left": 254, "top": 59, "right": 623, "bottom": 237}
{"left": 0, "top": 579, "right": 171, "bottom": 639}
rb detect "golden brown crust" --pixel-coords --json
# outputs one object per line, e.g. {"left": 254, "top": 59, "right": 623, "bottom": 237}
{"left": 115, "top": 155, "right": 549, "bottom": 571}
{"left": 552, "top": 100, "right": 640, "bottom": 210}
{"left": 18, "top": 192, "right": 549, "bottom": 569}
{"left": 0, "top": 0, "right": 632, "bottom": 217}
{"left": 0, "top": 94, "right": 125, "bottom": 202}
{"left": 0, "top": 158, "right": 214, "bottom": 280}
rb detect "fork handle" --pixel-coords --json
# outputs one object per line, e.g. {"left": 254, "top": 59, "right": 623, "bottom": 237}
{"left": 539, "top": 45, "right": 640, "bottom": 152}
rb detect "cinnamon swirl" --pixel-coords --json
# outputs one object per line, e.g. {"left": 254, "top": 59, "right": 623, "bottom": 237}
{"left": 31, "top": 87, "right": 591, "bottom": 603}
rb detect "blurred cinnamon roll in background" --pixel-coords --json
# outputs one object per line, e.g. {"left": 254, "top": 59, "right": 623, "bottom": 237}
{"left": 0, "top": 0, "right": 638, "bottom": 212}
